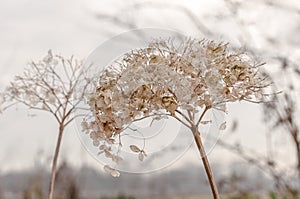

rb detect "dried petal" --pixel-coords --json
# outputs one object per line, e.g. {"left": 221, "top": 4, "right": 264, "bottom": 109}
{"left": 130, "top": 145, "right": 141, "bottom": 153}
{"left": 81, "top": 121, "right": 89, "bottom": 131}
{"left": 103, "top": 165, "right": 120, "bottom": 177}
{"left": 104, "top": 150, "right": 113, "bottom": 158}
{"left": 103, "top": 165, "right": 114, "bottom": 173}
{"left": 112, "top": 155, "right": 123, "bottom": 164}
{"left": 93, "top": 140, "right": 100, "bottom": 146}
{"left": 111, "top": 169, "right": 120, "bottom": 177}
{"left": 219, "top": 121, "right": 226, "bottom": 130}
{"left": 99, "top": 144, "right": 107, "bottom": 150}
{"left": 138, "top": 152, "right": 144, "bottom": 161}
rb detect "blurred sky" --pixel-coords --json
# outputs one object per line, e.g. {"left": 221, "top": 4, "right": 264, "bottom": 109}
{"left": 0, "top": 0, "right": 299, "bottom": 175}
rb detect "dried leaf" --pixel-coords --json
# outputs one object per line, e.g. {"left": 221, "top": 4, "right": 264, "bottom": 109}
{"left": 103, "top": 165, "right": 113, "bottom": 173}
{"left": 130, "top": 145, "right": 141, "bottom": 153}
{"left": 104, "top": 150, "right": 113, "bottom": 158}
{"left": 219, "top": 121, "right": 226, "bottom": 130}
{"left": 112, "top": 155, "right": 123, "bottom": 164}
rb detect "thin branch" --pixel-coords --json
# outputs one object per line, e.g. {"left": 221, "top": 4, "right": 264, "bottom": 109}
{"left": 64, "top": 113, "right": 88, "bottom": 127}
{"left": 175, "top": 109, "right": 193, "bottom": 126}
{"left": 172, "top": 114, "right": 192, "bottom": 129}
{"left": 31, "top": 62, "right": 64, "bottom": 106}
{"left": 46, "top": 64, "right": 68, "bottom": 93}
{"left": 187, "top": 110, "right": 194, "bottom": 122}
{"left": 196, "top": 107, "right": 208, "bottom": 127}
{"left": 217, "top": 139, "right": 292, "bottom": 191}
{"left": 13, "top": 97, "right": 61, "bottom": 123}
{"left": 132, "top": 113, "right": 171, "bottom": 123}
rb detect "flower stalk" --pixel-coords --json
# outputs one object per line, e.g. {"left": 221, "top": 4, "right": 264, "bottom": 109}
{"left": 193, "top": 126, "right": 219, "bottom": 199}
{"left": 48, "top": 124, "right": 65, "bottom": 199}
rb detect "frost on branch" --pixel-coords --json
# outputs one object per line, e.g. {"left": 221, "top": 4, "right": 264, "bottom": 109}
{"left": 82, "top": 38, "right": 270, "bottom": 175}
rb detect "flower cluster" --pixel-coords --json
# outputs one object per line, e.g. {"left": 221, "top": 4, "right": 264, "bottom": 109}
{"left": 0, "top": 50, "right": 95, "bottom": 199}
{"left": 1, "top": 50, "right": 91, "bottom": 120}
{"left": 83, "top": 38, "right": 269, "bottom": 176}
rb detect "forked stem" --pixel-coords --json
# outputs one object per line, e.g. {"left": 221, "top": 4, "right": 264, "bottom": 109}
{"left": 192, "top": 127, "right": 219, "bottom": 199}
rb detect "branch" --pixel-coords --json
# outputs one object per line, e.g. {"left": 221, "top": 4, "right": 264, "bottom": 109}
{"left": 196, "top": 107, "right": 208, "bottom": 127}
{"left": 172, "top": 114, "right": 192, "bottom": 129}
{"left": 132, "top": 113, "right": 171, "bottom": 123}
{"left": 12, "top": 97, "right": 60, "bottom": 123}
{"left": 31, "top": 62, "right": 64, "bottom": 107}
{"left": 217, "top": 139, "right": 292, "bottom": 191}
{"left": 64, "top": 113, "right": 88, "bottom": 127}
{"left": 175, "top": 109, "right": 193, "bottom": 126}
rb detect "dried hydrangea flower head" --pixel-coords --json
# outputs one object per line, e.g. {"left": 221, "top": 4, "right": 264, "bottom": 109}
{"left": 83, "top": 38, "right": 270, "bottom": 198}
{"left": 0, "top": 50, "right": 93, "bottom": 199}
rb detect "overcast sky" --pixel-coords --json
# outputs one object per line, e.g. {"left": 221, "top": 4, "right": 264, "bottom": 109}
{"left": 0, "top": 0, "right": 299, "bottom": 175}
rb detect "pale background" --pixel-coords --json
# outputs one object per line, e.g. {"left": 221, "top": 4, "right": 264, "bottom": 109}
{"left": 0, "top": 0, "right": 299, "bottom": 197}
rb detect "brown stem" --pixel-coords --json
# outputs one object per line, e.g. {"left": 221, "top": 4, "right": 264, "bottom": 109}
{"left": 48, "top": 124, "right": 64, "bottom": 199}
{"left": 290, "top": 128, "right": 300, "bottom": 180}
{"left": 192, "top": 127, "right": 220, "bottom": 199}
{"left": 295, "top": 138, "right": 300, "bottom": 179}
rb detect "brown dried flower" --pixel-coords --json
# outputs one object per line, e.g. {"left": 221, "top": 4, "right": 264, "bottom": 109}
{"left": 83, "top": 38, "right": 270, "bottom": 179}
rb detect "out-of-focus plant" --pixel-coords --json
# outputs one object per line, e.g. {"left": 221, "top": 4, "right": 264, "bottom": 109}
{"left": 83, "top": 38, "right": 270, "bottom": 199}
{"left": 0, "top": 186, "right": 3, "bottom": 199}
{"left": 0, "top": 50, "right": 92, "bottom": 199}
{"left": 23, "top": 184, "right": 44, "bottom": 199}
{"left": 264, "top": 91, "right": 300, "bottom": 175}
{"left": 101, "top": 194, "right": 136, "bottom": 199}
{"left": 262, "top": 90, "right": 300, "bottom": 198}
{"left": 55, "top": 161, "right": 80, "bottom": 199}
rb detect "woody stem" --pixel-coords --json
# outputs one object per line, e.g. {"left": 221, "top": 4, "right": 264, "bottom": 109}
{"left": 192, "top": 126, "right": 220, "bottom": 199}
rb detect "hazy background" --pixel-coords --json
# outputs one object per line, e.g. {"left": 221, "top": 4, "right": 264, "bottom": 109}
{"left": 0, "top": 0, "right": 299, "bottom": 198}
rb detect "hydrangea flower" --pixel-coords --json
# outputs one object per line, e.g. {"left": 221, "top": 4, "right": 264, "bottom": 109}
{"left": 0, "top": 50, "right": 93, "bottom": 199}
{"left": 83, "top": 38, "right": 270, "bottom": 198}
